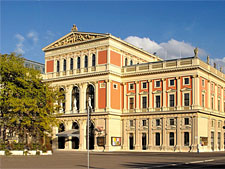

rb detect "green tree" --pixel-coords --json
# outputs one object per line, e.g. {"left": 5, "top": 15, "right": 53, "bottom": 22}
{"left": 0, "top": 53, "right": 62, "bottom": 146}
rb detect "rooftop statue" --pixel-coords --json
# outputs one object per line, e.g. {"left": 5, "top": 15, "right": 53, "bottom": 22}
{"left": 194, "top": 47, "right": 198, "bottom": 57}
{"left": 71, "top": 24, "right": 78, "bottom": 32}
{"left": 207, "top": 55, "right": 210, "bottom": 64}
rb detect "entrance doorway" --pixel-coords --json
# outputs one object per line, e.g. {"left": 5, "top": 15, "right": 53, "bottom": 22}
{"left": 58, "top": 123, "right": 65, "bottom": 149}
{"left": 87, "top": 122, "right": 95, "bottom": 150}
{"left": 129, "top": 133, "right": 134, "bottom": 150}
{"left": 72, "top": 137, "right": 79, "bottom": 149}
{"left": 142, "top": 133, "right": 147, "bottom": 150}
{"left": 72, "top": 122, "right": 79, "bottom": 149}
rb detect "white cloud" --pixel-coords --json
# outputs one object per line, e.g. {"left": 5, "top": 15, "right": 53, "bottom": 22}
{"left": 27, "top": 31, "right": 38, "bottom": 44}
{"left": 15, "top": 34, "right": 25, "bottom": 54}
{"left": 124, "top": 36, "right": 162, "bottom": 54}
{"left": 124, "top": 36, "right": 207, "bottom": 60}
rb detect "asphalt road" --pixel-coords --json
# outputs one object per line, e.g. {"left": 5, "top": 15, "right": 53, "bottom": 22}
{"left": 1, "top": 151, "right": 225, "bottom": 169}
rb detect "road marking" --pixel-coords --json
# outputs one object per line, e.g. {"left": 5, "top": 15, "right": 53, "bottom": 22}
{"left": 204, "top": 159, "right": 214, "bottom": 162}
{"left": 189, "top": 160, "right": 204, "bottom": 164}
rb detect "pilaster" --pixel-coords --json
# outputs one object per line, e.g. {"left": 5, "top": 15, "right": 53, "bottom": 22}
{"left": 123, "top": 82, "right": 127, "bottom": 113}
{"left": 94, "top": 81, "right": 99, "bottom": 112}
{"left": 176, "top": 77, "right": 181, "bottom": 110}
{"left": 162, "top": 78, "right": 167, "bottom": 111}
{"left": 65, "top": 85, "right": 73, "bottom": 114}
{"left": 106, "top": 80, "right": 111, "bottom": 111}
{"left": 148, "top": 80, "right": 153, "bottom": 111}
{"left": 208, "top": 80, "right": 211, "bottom": 109}
{"left": 135, "top": 81, "right": 139, "bottom": 112}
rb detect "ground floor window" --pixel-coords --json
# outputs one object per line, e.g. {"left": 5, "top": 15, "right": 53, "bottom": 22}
{"left": 218, "top": 132, "right": 221, "bottom": 150}
{"left": 169, "top": 132, "right": 174, "bottom": 146}
{"left": 184, "top": 132, "right": 189, "bottom": 146}
{"left": 211, "top": 131, "right": 214, "bottom": 151}
{"left": 155, "top": 132, "right": 160, "bottom": 146}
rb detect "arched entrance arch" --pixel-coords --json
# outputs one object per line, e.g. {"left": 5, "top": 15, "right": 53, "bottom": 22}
{"left": 86, "top": 84, "right": 95, "bottom": 111}
{"left": 87, "top": 121, "right": 95, "bottom": 150}
{"left": 72, "top": 121, "right": 79, "bottom": 149}
{"left": 58, "top": 123, "right": 65, "bottom": 149}
{"left": 59, "top": 88, "right": 65, "bottom": 113}
{"left": 71, "top": 86, "right": 79, "bottom": 113}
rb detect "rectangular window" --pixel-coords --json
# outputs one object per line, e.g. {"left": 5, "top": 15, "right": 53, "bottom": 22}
{"left": 184, "top": 132, "right": 189, "bottom": 146}
{"left": 169, "top": 79, "right": 175, "bottom": 86}
{"left": 63, "top": 59, "right": 66, "bottom": 71}
{"left": 156, "top": 95, "right": 161, "bottom": 108}
{"left": 211, "top": 97, "right": 214, "bottom": 109}
{"left": 218, "top": 132, "right": 221, "bottom": 150}
{"left": 170, "top": 119, "right": 175, "bottom": 125}
{"left": 202, "top": 94, "right": 205, "bottom": 107}
{"left": 218, "top": 100, "right": 220, "bottom": 111}
{"left": 184, "top": 93, "right": 190, "bottom": 106}
{"left": 142, "top": 82, "right": 147, "bottom": 89}
{"left": 77, "top": 57, "right": 80, "bottom": 69}
{"left": 211, "top": 120, "right": 214, "bottom": 127}
{"left": 169, "top": 94, "right": 175, "bottom": 107}
{"left": 155, "top": 80, "right": 161, "bottom": 88}
{"left": 84, "top": 55, "right": 88, "bottom": 68}
{"left": 169, "top": 132, "right": 175, "bottom": 146}
{"left": 129, "top": 83, "right": 134, "bottom": 90}
{"left": 156, "top": 133, "right": 160, "bottom": 146}
{"left": 130, "top": 120, "right": 134, "bottom": 127}
{"left": 202, "top": 79, "right": 205, "bottom": 87}
{"left": 142, "top": 120, "right": 147, "bottom": 127}
{"left": 92, "top": 54, "right": 96, "bottom": 67}
{"left": 129, "top": 97, "right": 134, "bottom": 109}
{"left": 184, "top": 77, "right": 190, "bottom": 85}
{"left": 113, "top": 84, "right": 118, "bottom": 89}
{"left": 156, "top": 119, "right": 160, "bottom": 126}
{"left": 70, "top": 58, "right": 73, "bottom": 70}
{"left": 142, "top": 96, "right": 147, "bottom": 109}
{"left": 57, "top": 60, "right": 60, "bottom": 72}
{"left": 218, "top": 121, "right": 221, "bottom": 128}
{"left": 184, "top": 118, "right": 189, "bottom": 125}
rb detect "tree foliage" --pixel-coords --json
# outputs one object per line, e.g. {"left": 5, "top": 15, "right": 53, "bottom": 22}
{"left": 0, "top": 53, "right": 62, "bottom": 145}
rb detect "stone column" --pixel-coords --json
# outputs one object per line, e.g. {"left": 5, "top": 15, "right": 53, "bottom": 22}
{"left": 222, "top": 88, "right": 224, "bottom": 112}
{"left": 215, "top": 119, "right": 218, "bottom": 150}
{"left": 148, "top": 118, "right": 153, "bottom": 150}
{"left": 123, "top": 83, "right": 127, "bottom": 112}
{"left": 95, "top": 81, "right": 99, "bottom": 112}
{"left": 80, "top": 83, "right": 87, "bottom": 113}
{"left": 148, "top": 80, "right": 153, "bottom": 111}
{"left": 65, "top": 85, "right": 72, "bottom": 114}
{"left": 162, "top": 117, "right": 166, "bottom": 150}
{"left": 176, "top": 77, "right": 181, "bottom": 110}
{"left": 105, "top": 118, "right": 110, "bottom": 150}
{"left": 162, "top": 78, "right": 167, "bottom": 111}
{"left": 176, "top": 117, "right": 181, "bottom": 151}
{"left": 135, "top": 119, "right": 140, "bottom": 150}
{"left": 60, "top": 56, "right": 64, "bottom": 76}
{"left": 66, "top": 55, "right": 70, "bottom": 75}
{"left": 135, "top": 81, "right": 139, "bottom": 112}
{"left": 106, "top": 80, "right": 111, "bottom": 111}
{"left": 208, "top": 117, "right": 212, "bottom": 151}
{"left": 80, "top": 120, "right": 87, "bottom": 150}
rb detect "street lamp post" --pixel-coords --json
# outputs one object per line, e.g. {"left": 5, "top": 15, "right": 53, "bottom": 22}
{"left": 87, "top": 97, "right": 92, "bottom": 169}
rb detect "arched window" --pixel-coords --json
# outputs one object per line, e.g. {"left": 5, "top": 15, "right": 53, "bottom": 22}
{"left": 77, "top": 57, "right": 80, "bottom": 69}
{"left": 125, "top": 58, "right": 128, "bottom": 66}
{"left": 85, "top": 55, "right": 88, "bottom": 68}
{"left": 92, "top": 54, "right": 96, "bottom": 67}
{"left": 59, "top": 123, "right": 65, "bottom": 132}
{"left": 57, "top": 60, "right": 60, "bottom": 72}
{"left": 70, "top": 58, "right": 73, "bottom": 70}
{"left": 72, "top": 122, "right": 79, "bottom": 130}
{"left": 71, "top": 86, "right": 79, "bottom": 113}
{"left": 86, "top": 84, "right": 95, "bottom": 110}
{"left": 63, "top": 59, "right": 66, "bottom": 71}
{"left": 60, "top": 88, "right": 65, "bottom": 113}
{"left": 130, "top": 60, "right": 133, "bottom": 65}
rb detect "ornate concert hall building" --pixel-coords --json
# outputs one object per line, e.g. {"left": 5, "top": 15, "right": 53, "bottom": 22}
{"left": 43, "top": 25, "right": 225, "bottom": 152}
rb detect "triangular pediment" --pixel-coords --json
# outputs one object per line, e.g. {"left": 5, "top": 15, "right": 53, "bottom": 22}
{"left": 43, "top": 31, "right": 108, "bottom": 51}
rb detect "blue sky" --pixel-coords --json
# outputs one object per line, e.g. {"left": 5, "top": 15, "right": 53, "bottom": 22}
{"left": 1, "top": 0, "right": 225, "bottom": 68}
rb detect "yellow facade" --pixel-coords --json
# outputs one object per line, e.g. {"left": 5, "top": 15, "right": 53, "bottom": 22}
{"left": 43, "top": 26, "right": 225, "bottom": 152}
